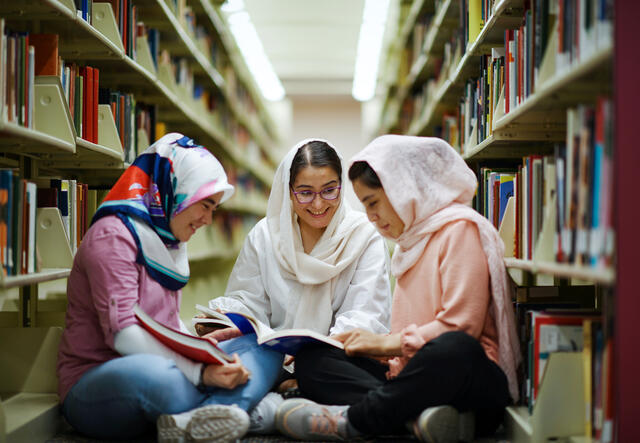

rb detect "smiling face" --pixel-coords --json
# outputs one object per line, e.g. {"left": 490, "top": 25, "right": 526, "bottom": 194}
{"left": 353, "top": 179, "right": 405, "bottom": 239}
{"left": 290, "top": 166, "right": 341, "bottom": 233}
{"left": 170, "top": 191, "right": 224, "bottom": 242}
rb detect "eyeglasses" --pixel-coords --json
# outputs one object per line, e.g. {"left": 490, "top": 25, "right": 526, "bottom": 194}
{"left": 291, "top": 186, "right": 341, "bottom": 204}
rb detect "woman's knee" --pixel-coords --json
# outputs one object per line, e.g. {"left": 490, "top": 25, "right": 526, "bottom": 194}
{"left": 412, "top": 331, "right": 483, "bottom": 368}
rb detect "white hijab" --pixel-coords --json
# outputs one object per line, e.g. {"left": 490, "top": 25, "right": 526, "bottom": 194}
{"left": 266, "top": 139, "right": 377, "bottom": 334}
{"left": 352, "top": 135, "right": 521, "bottom": 402}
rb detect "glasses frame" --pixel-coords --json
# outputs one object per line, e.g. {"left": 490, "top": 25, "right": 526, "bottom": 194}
{"left": 291, "top": 185, "right": 342, "bottom": 204}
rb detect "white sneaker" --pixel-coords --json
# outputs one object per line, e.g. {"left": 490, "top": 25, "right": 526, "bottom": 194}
{"left": 248, "top": 392, "right": 284, "bottom": 434}
{"left": 157, "top": 404, "right": 249, "bottom": 443}
{"left": 413, "top": 405, "right": 475, "bottom": 443}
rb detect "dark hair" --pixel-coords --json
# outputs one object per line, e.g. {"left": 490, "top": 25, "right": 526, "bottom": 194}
{"left": 348, "top": 161, "right": 382, "bottom": 188}
{"left": 289, "top": 141, "right": 342, "bottom": 186}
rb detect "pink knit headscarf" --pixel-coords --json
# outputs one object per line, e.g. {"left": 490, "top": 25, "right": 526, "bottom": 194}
{"left": 351, "top": 134, "right": 521, "bottom": 402}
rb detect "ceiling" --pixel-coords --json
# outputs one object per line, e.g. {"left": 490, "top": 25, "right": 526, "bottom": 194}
{"left": 243, "top": 0, "right": 399, "bottom": 98}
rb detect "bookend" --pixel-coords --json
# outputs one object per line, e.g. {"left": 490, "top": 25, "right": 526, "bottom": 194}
{"left": 91, "top": 2, "right": 126, "bottom": 53}
{"left": 97, "top": 104, "right": 124, "bottom": 156}
{"left": 135, "top": 36, "right": 157, "bottom": 75}
{"left": 136, "top": 127, "right": 150, "bottom": 157}
{"left": 509, "top": 352, "right": 586, "bottom": 442}
{"left": 36, "top": 207, "right": 73, "bottom": 269}
{"left": 34, "top": 76, "right": 75, "bottom": 147}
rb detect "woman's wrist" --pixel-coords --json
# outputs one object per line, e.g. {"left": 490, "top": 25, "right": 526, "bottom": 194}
{"left": 382, "top": 333, "right": 403, "bottom": 355}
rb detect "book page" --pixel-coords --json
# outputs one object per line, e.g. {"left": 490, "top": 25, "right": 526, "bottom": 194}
{"left": 194, "top": 304, "right": 235, "bottom": 329}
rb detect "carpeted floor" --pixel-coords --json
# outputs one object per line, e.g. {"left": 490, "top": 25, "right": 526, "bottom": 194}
{"left": 47, "top": 432, "right": 419, "bottom": 442}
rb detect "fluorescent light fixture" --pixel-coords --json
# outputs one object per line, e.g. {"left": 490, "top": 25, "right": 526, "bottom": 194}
{"left": 352, "top": 0, "right": 391, "bottom": 102}
{"left": 223, "top": 2, "right": 285, "bottom": 101}
{"left": 221, "top": 0, "right": 245, "bottom": 14}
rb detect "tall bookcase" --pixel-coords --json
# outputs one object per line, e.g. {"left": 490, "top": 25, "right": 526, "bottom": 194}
{"left": 377, "top": 0, "right": 634, "bottom": 441}
{"left": 0, "top": 1, "right": 277, "bottom": 441}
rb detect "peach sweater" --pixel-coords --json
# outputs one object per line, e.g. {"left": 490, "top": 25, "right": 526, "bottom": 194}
{"left": 388, "top": 220, "right": 499, "bottom": 377}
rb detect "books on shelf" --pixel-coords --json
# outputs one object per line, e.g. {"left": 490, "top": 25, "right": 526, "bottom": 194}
{"left": 134, "top": 304, "right": 234, "bottom": 365}
{"left": 193, "top": 304, "right": 344, "bottom": 355}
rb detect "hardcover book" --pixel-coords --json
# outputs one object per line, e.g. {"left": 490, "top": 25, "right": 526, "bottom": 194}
{"left": 193, "top": 304, "right": 344, "bottom": 355}
{"left": 134, "top": 304, "right": 234, "bottom": 365}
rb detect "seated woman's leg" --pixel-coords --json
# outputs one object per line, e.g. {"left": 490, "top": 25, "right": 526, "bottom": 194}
{"left": 348, "top": 331, "right": 511, "bottom": 436}
{"left": 62, "top": 354, "right": 205, "bottom": 440}
{"left": 295, "top": 344, "right": 388, "bottom": 405}
{"left": 202, "top": 333, "right": 284, "bottom": 411}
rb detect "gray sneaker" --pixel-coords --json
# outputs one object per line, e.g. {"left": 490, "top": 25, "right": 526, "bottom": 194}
{"left": 275, "top": 398, "right": 352, "bottom": 441}
{"left": 249, "top": 392, "right": 284, "bottom": 434}
{"left": 413, "top": 405, "right": 475, "bottom": 443}
{"left": 157, "top": 404, "right": 249, "bottom": 443}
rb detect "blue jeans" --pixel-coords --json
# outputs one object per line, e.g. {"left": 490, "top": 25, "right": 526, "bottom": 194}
{"left": 61, "top": 333, "right": 283, "bottom": 440}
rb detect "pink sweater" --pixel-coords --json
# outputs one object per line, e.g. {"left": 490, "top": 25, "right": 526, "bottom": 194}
{"left": 56, "top": 216, "right": 183, "bottom": 402}
{"left": 388, "top": 220, "right": 499, "bottom": 377}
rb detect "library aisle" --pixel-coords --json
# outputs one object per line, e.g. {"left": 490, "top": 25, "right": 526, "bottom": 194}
{"left": 1, "top": 0, "right": 638, "bottom": 442}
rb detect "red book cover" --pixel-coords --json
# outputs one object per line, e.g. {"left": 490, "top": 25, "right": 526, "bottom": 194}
{"left": 84, "top": 66, "right": 94, "bottom": 142}
{"left": 133, "top": 305, "right": 233, "bottom": 365}
{"left": 122, "top": 0, "right": 128, "bottom": 54}
{"left": 505, "top": 30, "right": 511, "bottom": 114}
{"left": 28, "top": 34, "right": 59, "bottom": 76}
{"left": 493, "top": 180, "right": 501, "bottom": 228}
{"left": 92, "top": 67, "right": 99, "bottom": 143}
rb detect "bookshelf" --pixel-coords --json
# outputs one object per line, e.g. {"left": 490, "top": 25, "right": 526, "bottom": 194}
{"left": 378, "top": 0, "right": 621, "bottom": 441}
{"left": 0, "top": 0, "right": 276, "bottom": 441}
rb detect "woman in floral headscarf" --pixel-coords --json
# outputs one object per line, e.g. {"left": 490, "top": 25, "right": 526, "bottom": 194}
{"left": 276, "top": 135, "right": 521, "bottom": 443}
{"left": 57, "top": 133, "right": 282, "bottom": 442}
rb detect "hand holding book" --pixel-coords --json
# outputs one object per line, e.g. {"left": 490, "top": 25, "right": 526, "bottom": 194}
{"left": 203, "top": 354, "right": 250, "bottom": 389}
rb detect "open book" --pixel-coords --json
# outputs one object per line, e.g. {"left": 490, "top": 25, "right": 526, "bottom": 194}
{"left": 134, "top": 305, "right": 234, "bottom": 365}
{"left": 193, "top": 304, "right": 344, "bottom": 355}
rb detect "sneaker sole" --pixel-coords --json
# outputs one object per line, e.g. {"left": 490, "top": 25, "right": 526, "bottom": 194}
{"left": 188, "top": 405, "right": 250, "bottom": 443}
{"left": 157, "top": 414, "right": 186, "bottom": 443}
{"left": 416, "top": 406, "right": 459, "bottom": 443}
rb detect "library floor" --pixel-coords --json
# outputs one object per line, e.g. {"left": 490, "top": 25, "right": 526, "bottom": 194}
{"left": 47, "top": 427, "right": 506, "bottom": 442}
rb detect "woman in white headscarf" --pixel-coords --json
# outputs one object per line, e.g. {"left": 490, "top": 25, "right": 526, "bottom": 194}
{"left": 204, "top": 139, "right": 392, "bottom": 431}
{"left": 275, "top": 135, "right": 521, "bottom": 443}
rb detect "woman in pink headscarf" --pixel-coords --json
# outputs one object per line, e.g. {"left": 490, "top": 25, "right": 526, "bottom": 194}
{"left": 275, "top": 135, "right": 521, "bottom": 442}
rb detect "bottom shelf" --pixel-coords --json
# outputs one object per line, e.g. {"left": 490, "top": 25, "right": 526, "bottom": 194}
{"left": 1, "top": 392, "right": 62, "bottom": 443}
{"left": 0, "top": 327, "right": 63, "bottom": 442}
{"left": 504, "top": 353, "right": 588, "bottom": 443}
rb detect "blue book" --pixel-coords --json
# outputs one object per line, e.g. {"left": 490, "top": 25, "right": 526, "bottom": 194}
{"left": 194, "top": 304, "right": 344, "bottom": 355}
{"left": 498, "top": 176, "right": 515, "bottom": 226}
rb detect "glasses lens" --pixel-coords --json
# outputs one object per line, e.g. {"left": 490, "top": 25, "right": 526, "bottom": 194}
{"left": 297, "top": 192, "right": 315, "bottom": 204}
{"left": 321, "top": 187, "right": 340, "bottom": 200}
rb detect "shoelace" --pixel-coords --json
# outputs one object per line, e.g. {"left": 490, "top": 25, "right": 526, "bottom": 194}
{"left": 309, "top": 408, "right": 343, "bottom": 437}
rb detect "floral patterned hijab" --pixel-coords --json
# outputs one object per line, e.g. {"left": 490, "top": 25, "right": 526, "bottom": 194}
{"left": 93, "top": 132, "right": 234, "bottom": 290}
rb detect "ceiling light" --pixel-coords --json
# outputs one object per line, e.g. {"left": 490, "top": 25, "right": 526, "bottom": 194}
{"left": 223, "top": 3, "right": 285, "bottom": 102}
{"left": 352, "top": 0, "right": 391, "bottom": 102}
